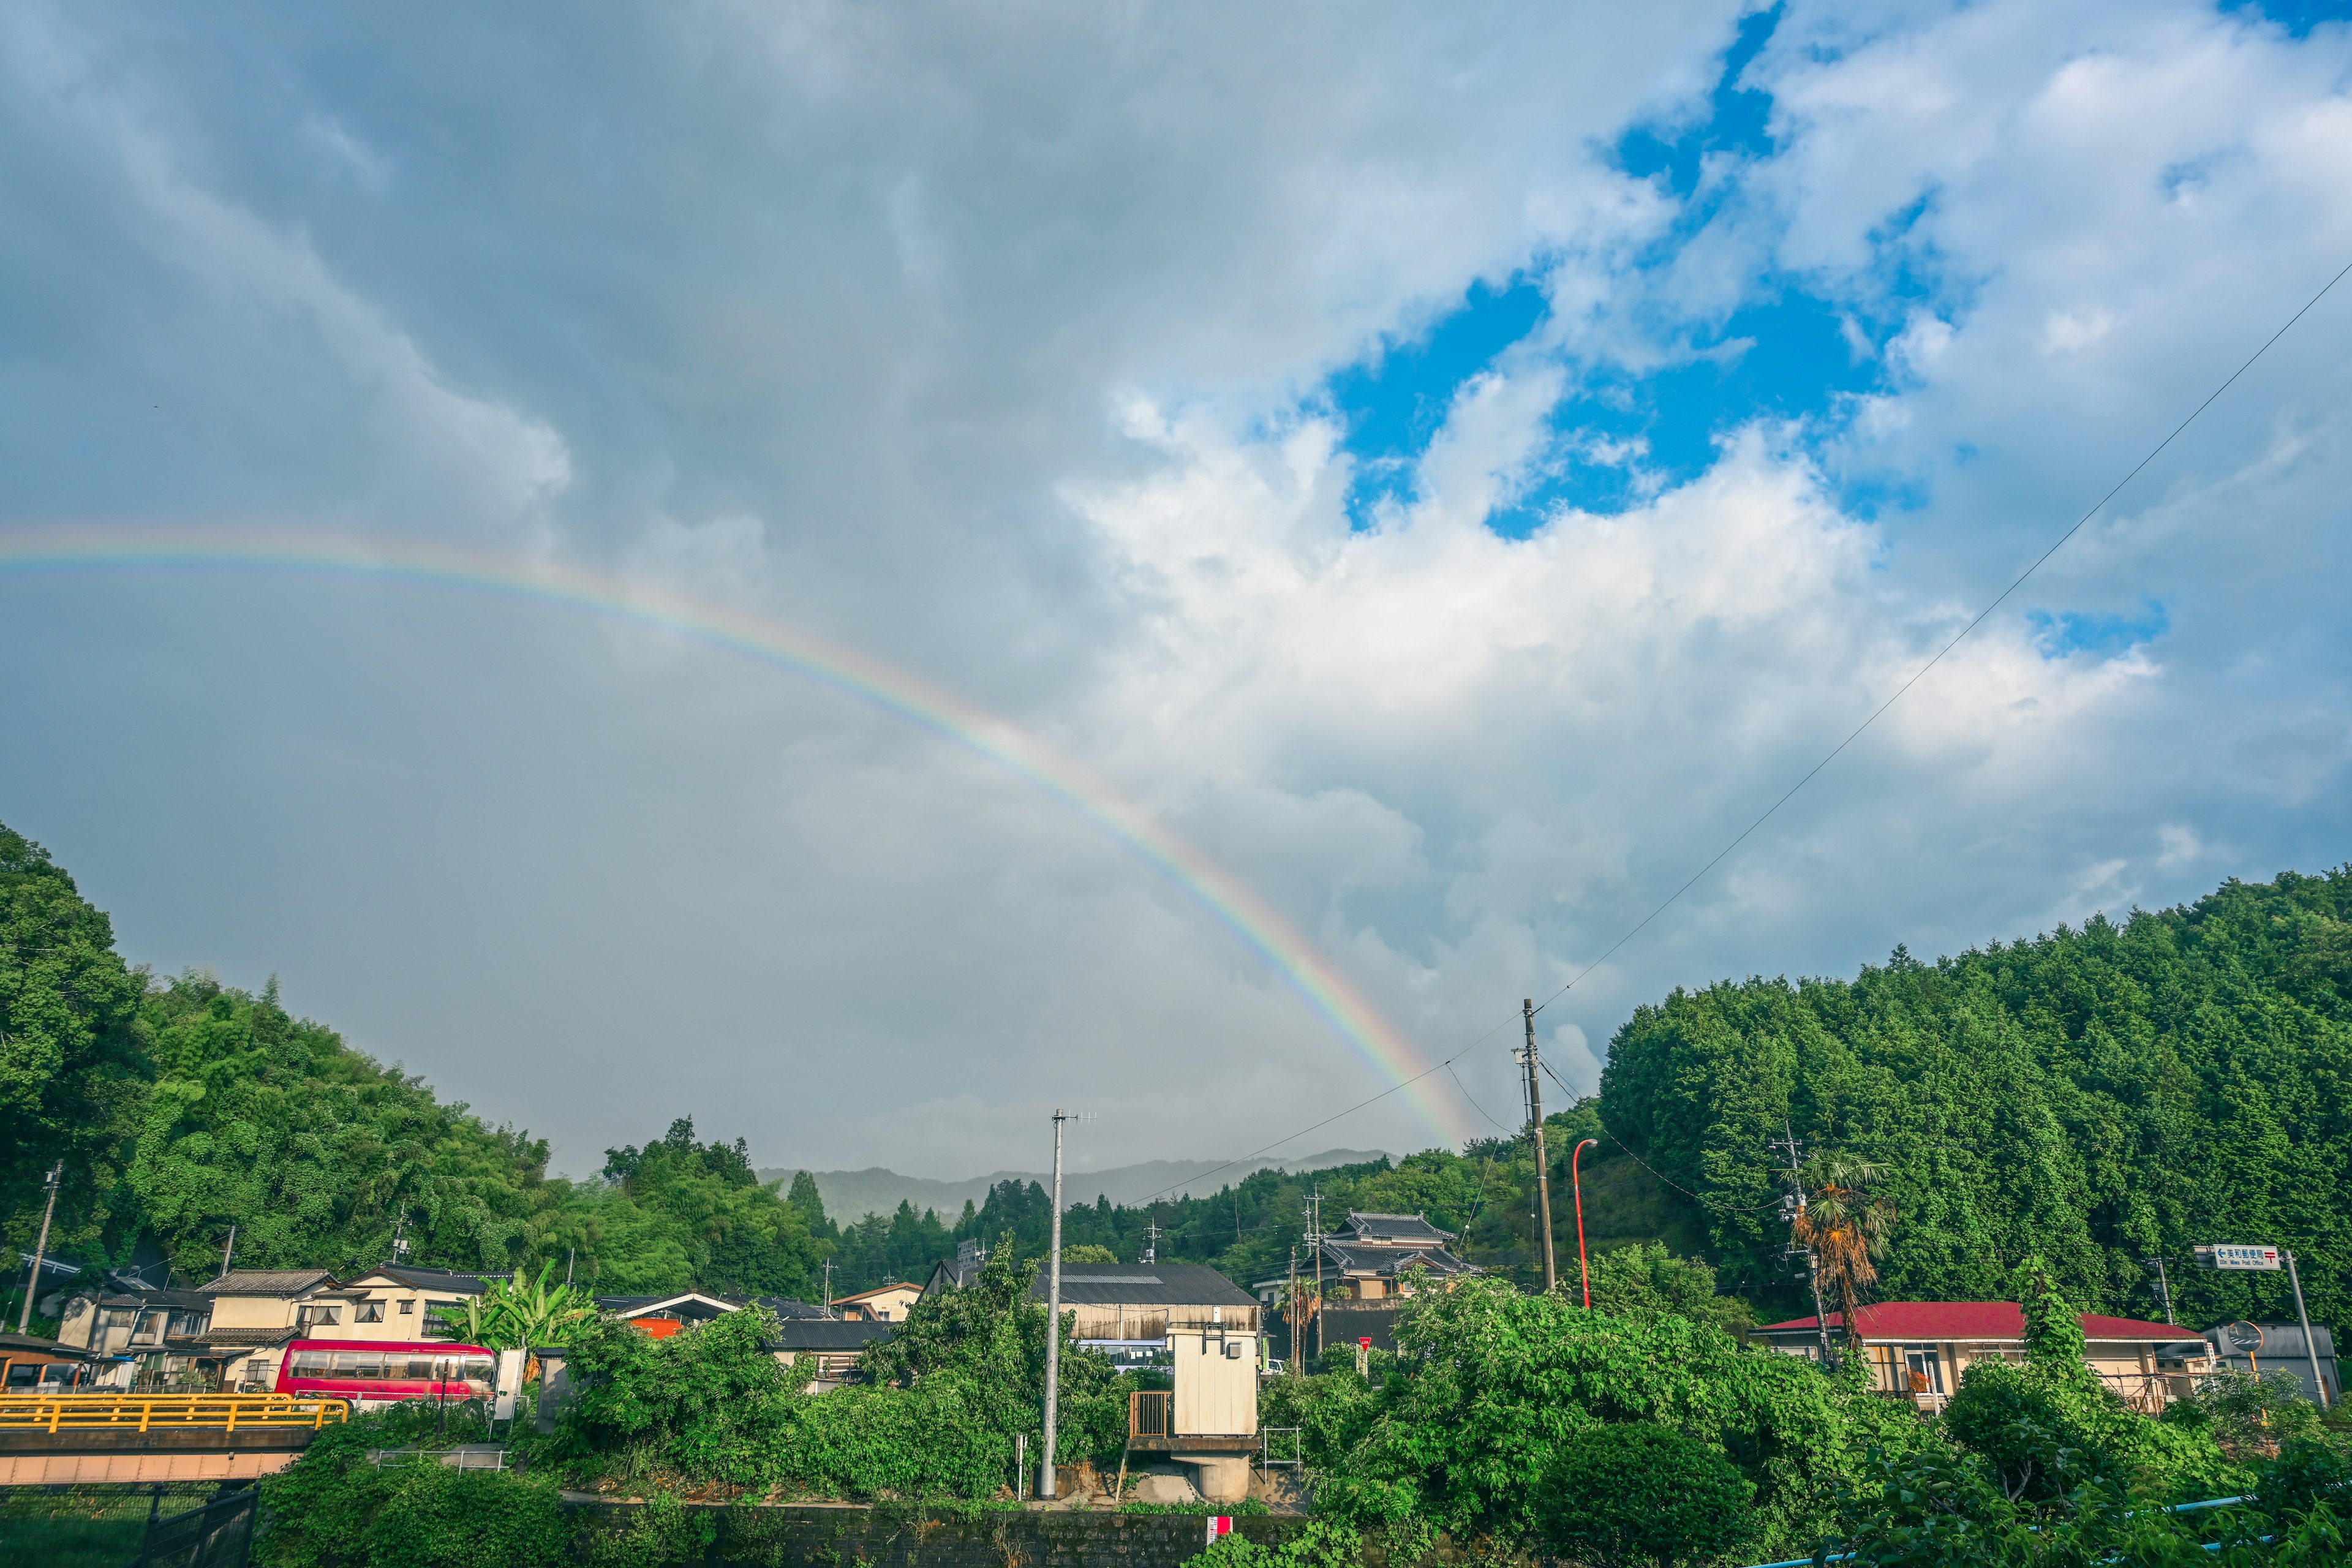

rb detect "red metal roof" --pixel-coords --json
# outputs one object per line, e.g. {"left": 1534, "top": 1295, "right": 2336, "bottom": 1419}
{"left": 1754, "top": 1302, "right": 2184, "bottom": 1341}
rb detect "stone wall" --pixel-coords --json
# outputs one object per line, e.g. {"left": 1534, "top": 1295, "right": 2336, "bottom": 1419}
{"left": 567, "top": 1501, "right": 1311, "bottom": 1568}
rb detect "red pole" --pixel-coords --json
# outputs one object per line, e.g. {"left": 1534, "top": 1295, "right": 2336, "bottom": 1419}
{"left": 1570, "top": 1139, "right": 1599, "bottom": 1308}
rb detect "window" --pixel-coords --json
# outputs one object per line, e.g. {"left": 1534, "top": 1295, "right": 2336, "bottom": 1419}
{"left": 1902, "top": 1346, "right": 1945, "bottom": 1395}
{"left": 398, "top": 1298, "right": 415, "bottom": 1314}
{"left": 297, "top": 1305, "right": 342, "bottom": 1329}
{"left": 355, "top": 1301, "right": 385, "bottom": 1323}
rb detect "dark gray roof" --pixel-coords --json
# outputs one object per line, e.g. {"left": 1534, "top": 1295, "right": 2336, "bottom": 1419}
{"left": 1321, "top": 1240, "right": 1475, "bottom": 1276}
{"left": 1028, "top": 1263, "right": 1259, "bottom": 1310}
{"left": 2203, "top": 1323, "right": 2337, "bottom": 1359}
{"left": 201, "top": 1270, "right": 340, "bottom": 1297}
{"left": 92, "top": 1289, "right": 213, "bottom": 1311}
{"left": 596, "top": 1291, "right": 741, "bottom": 1321}
{"left": 1339, "top": 1212, "right": 1453, "bottom": 1245}
{"left": 203, "top": 1327, "right": 300, "bottom": 1348}
{"left": 772, "top": 1321, "right": 895, "bottom": 1352}
{"left": 348, "top": 1266, "right": 489, "bottom": 1295}
{"left": 752, "top": 1296, "right": 829, "bottom": 1320}
{"left": 0, "top": 1332, "right": 105, "bottom": 1361}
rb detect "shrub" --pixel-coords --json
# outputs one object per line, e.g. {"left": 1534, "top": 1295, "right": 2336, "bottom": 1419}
{"left": 1534, "top": 1425, "right": 1756, "bottom": 1568}
{"left": 258, "top": 1419, "right": 570, "bottom": 1568}
{"left": 1183, "top": 1520, "right": 1363, "bottom": 1568}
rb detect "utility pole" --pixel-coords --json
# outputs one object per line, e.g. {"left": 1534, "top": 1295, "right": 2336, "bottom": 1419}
{"left": 2284, "top": 1250, "right": 2331, "bottom": 1409}
{"left": 1142, "top": 1219, "right": 1161, "bottom": 1265}
{"left": 1520, "top": 1000, "right": 1558, "bottom": 1293}
{"left": 565, "top": 1247, "right": 576, "bottom": 1289}
{"left": 1771, "top": 1123, "right": 1832, "bottom": 1369}
{"left": 1041, "top": 1110, "right": 1072, "bottom": 1499}
{"left": 1309, "top": 1190, "right": 1326, "bottom": 1364}
{"left": 1285, "top": 1243, "right": 1300, "bottom": 1377}
{"left": 217, "top": 1224, "right": 236, "bottom": 1283}
{"left": 2143, "top": 1255, "right": 2174, "bottom": 1325}
{"left": 822, "top": 1259, "right": 834, "bottom": 1317}
{"left": 391, "top": 1210, "right": 410, "bottom": 1267}
{"left": 16, "top": 1163, "right": 61, "bottom": 1335}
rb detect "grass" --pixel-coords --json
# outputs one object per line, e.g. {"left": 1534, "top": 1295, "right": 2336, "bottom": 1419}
{"left": 0, "top": 1483, "right": 220, "bottom": 1568}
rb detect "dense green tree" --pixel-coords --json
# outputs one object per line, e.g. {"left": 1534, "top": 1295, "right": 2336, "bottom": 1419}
{"left": 1602, "top": 871, "right": 2352, "bottom": 1325}
{"left": 596, "top": 1118, "right": 825, "bottom": 1298}
{"left": 1535, "top": 1423, "right": 1758, "bottom": 1568}
{"left": 0, "top": 826, "right": 150, "bottom": 1278}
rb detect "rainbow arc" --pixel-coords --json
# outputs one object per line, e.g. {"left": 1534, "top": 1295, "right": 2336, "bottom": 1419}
{"left": 0, "top": 526, "right": 1474, "bottom": 1146}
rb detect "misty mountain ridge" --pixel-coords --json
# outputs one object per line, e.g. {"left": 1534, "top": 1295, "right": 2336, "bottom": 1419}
{"left": 758, "top": 1150, "right": 1392, "bottom": 1226}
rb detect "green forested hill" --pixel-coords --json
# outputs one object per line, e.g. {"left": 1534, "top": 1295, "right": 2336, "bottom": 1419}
{"left": 7, "top": 810, "right": 2348, "bottom": 1330}
{"left": 0, "top": 821, "right": 827, "bottom": 1308}
{"left": 1601, "top": 869, "right": 2352, "bottom": 1328}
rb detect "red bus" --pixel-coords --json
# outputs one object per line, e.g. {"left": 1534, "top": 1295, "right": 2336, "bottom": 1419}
{"left": 274, "top": 1340, "right": 497, "bottom": 1406}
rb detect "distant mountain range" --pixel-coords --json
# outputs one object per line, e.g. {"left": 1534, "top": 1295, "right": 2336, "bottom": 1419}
{"left": 755, "top": 1149, "right": 1392, "bottom": 1225}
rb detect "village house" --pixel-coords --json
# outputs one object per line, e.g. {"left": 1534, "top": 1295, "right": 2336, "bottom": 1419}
{"left": 336, "top": 1265, "right": 488, "bottom": 1338}
{"left": 1752, "top": 1302, "right": 2212, "bottom": 1414}
{"left": 0, "top": 1330, "right": 107, "bottom": 1391}
{"left": 831, "top": 1281, "right": 922, "bottom": 1322}
{"left": 1028, "top": 1262, "right": 1261, "bottom": 1364}
{"left": 54, "top": 1285, "right": 219, "bottom": 1390}
{"left": 198, "top": 1270, "right": 371, "bottom": 1392}
{"left": 1253, "top": 1212, "right": 1477, "bottom": 1313}
{"left": 774, "top": 1319, "right": 895, "bottom": 1388}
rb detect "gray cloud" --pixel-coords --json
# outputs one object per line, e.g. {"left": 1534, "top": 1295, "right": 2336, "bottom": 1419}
{"left": 2, "top": 0, "right": 2347, "bottom": 1179}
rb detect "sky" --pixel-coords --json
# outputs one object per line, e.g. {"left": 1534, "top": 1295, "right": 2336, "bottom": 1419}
{"left": 3, "top": 0, "right": 2351, "bottom": 1183}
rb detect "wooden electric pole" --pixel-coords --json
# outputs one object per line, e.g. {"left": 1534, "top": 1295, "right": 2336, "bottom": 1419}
{"left": 17, "top": 1163, "right": 61, "bottom": 1335}
{"left": 1521, "top": 1000, "right": 1557, "bottom": 1293}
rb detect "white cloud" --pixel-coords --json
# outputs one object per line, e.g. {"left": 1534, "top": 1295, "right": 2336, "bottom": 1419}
{"left": 3, "top": 0, "right": 2350, "bottom": 1178}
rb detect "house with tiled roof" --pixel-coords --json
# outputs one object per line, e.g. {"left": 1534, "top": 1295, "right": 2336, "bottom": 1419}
{"left": 1752, "top": 1302, "right": 2214, "bottom": 1414}
{"left": 1254, "top": 1212, "right": 1478, "bottom": 1313}
{"left": 198, "top": 1269, "right": 369, "bottom": 1392}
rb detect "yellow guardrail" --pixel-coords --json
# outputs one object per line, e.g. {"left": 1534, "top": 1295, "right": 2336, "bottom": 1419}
{"left": 0, "top": 1393, "right": 350, "bottom": 1434}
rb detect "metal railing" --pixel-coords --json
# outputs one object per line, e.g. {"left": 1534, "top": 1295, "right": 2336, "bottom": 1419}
{"left": 371, "top": 1446, "right": 510, "bottom": 1471}
{"left": 132, "top": 1485, "right": 258, "bottom": 1568}
{"left": 1260, "top": 1426, "right": 1302, "bottom": 1468}
{"left": 0, "top": 1392, "right": 350, "bottom": 1433}
{"left": 1129, "top": 1390, "right": 1171, "bottom": 1438}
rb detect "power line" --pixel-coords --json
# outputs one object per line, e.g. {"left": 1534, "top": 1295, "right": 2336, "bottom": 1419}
{"left": 1515, "top": 253, "right": 2352, "bottom": 1033}
{"left": 1153, "top": 255, "right": 2352, "bottom": 1200}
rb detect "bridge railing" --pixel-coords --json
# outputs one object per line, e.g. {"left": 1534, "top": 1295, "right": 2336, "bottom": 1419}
{"left": 0, "top": 1393, "right": 351, "bottom": 1434}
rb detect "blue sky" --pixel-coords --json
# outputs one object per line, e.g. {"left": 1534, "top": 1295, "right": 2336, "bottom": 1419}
{"left": 3, "top": 0, "right": 2351, "bottom": 1177}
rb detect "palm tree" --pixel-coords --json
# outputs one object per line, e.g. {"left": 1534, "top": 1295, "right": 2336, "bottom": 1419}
{"left": 1791, "top": 1155, "right": 1897, "bottom": 1353}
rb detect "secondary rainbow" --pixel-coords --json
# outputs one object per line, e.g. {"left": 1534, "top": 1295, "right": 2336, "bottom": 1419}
{"left": 0, "top": 526, "right": 1476, "bottom": 1145}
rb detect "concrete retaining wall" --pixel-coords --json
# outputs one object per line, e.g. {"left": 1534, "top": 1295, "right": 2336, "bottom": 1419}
{"left": 567, "top": 1502, "right": 1313, "bottom": 1568}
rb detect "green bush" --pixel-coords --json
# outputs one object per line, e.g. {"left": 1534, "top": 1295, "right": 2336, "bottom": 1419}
{"left": 1534, "top": 1425, "right": 1756, "bottom": 1568}
{"left": 543, "top": 1243, "right": 1134, "bottom": 1500}
{"left": 258, "top": 1420, "right": 570, "bottom": 1568}
{"left": 1183, "top": 1520, "right": 1363, "bottom": 1568}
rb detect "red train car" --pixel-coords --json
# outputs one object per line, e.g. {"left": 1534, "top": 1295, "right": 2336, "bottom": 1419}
{"left": 274, "top": 1340, "right": 497, "bottom": 1406}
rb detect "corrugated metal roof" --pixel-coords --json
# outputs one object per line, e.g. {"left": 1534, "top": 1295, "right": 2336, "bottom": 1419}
{"left": 202, "top": 1327, "right": 300, "bottom": 1348}
{"left": 200, "top": 1270, "right": 339, "bottom": 1297}
{"left": 1028, "top": 1263, "right": 1258, "bottom": 1309}
{"left": 772, "top": 1321, "right": 895, "bottom": 1351}
{"left": 345, "top": 1266, "right": 488, "bottom": 1295}
{"left": 1754, "top": 1302, "right": 2184, "bottom": 1341}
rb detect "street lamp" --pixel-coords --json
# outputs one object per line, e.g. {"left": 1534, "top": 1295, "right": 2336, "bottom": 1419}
{"left": 1569, "top": 1139, "right": 1599, "bottom": 1309}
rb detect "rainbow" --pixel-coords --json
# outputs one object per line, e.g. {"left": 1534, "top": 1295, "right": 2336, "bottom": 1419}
{"left": 0, "top": 526, "right": 1475, "bottom": 1145}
